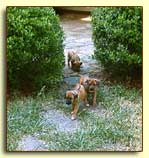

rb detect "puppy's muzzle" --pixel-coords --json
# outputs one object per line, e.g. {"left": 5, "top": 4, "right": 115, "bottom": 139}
{"left": 89, "top": 87, "right": 95, "bottom": 92}
{"left": 66, "top": 99, "right": 72, "bottom": 105}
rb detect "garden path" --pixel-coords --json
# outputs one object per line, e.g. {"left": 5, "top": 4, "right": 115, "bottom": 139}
{"left": 61, "top": 12, "right": 102, "bottom": 86}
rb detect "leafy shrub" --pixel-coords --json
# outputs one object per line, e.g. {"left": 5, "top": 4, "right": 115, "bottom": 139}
{"left": 7, "top": 7, "right": 64, "bottom": 92}
{"left": 91, "top": 7, "right": 142, "bottom": 78}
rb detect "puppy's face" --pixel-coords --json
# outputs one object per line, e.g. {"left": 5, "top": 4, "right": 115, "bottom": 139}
{"left": 65, "top": 91, "right": 78, "bottom": 105}
{"left": 85, "top": 79, "right": 99, "bottom": 92}
{"left": 72, "top": 61, "right": 82, "bottom": 70}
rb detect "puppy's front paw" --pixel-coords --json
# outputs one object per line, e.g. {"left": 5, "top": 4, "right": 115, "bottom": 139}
{"left": 86, "top": 104, "right": 90, "bottom": 107}
{"left": 71, "top": 114, "right": 76, "bottom": 120}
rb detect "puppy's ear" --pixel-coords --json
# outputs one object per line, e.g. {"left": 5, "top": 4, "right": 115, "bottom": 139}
{"left": 64, "top": 93, "right": 66, "bottom": 99}
{"left": 64, "top": 91, "right": 67, "bottom": 99}
{"left": 85, "top": 79, "right": 89, "bottom": 84}
{"left": 95, "top": 79, "right": 100, "bottom": 85}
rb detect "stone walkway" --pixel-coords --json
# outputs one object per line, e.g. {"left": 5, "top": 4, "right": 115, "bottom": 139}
{"left": 42, "top": 109, "right": 81, "bottom": 133}
{"left": 17, "top": 135, "right": 49, "bottom": 151}
{"left": 60, "top": 12, "right": 102, "bottom": 86}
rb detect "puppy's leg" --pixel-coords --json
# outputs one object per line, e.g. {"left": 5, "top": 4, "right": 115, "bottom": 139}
{"left": 84, "top": 95, "right": 89, "bottom": 107}
{"left": 93, "top": 91, "right": 97, "bottom": 106}
{"left": 68, "top": 57, "right": 71, "bottom": 67}
{"left": 71, "top": 101, "right": 75, "bottom": 115}
{"left": 71, "top": 101, "right": 79, "bottom": 120}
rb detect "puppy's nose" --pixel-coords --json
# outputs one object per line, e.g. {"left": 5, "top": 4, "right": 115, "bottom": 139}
{"left": 66, "top": 100, "right": 71, "bottom": 105}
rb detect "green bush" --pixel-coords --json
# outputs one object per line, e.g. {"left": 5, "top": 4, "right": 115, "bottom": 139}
{"left": 91, "top": 7, "right": 142, "bottom": 78}
{"left": 7, "top": 7, "right": 64, "bottom": 92}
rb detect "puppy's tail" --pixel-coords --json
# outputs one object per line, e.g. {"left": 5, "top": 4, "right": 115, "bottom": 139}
{"left": 78, "top": 74, "right": 84, "bottom": 85}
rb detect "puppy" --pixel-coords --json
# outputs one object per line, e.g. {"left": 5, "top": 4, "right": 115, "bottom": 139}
{"left": 65, "top": 83, "right": 89, "bottom": 120}
{"left": 68, "top": 51, "right": 82, "bottom": 71}
{"left": 79, "top": 75, "right": 99, "bottom": 106}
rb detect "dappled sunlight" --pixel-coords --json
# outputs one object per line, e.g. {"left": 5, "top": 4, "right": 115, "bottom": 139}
{"left": 80, "top": 16, "right": 91, "bottom": 22}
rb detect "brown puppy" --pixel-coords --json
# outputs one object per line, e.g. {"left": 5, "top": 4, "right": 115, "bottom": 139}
{"left": 79, "top": 75, "right": 99, "bottom": 106}
{"left": 65, "top": 83, "right": 89, "bottom": 120}
{"left": 68, "top": 51, "right": 82, "bottom": 71}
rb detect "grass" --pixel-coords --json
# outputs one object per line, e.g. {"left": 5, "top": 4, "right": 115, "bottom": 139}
{"left": 7, "top": 97, "right": 43, "bottom": 151}
{"left": 7, "top": 82, "right": 142, "bottom": 151}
